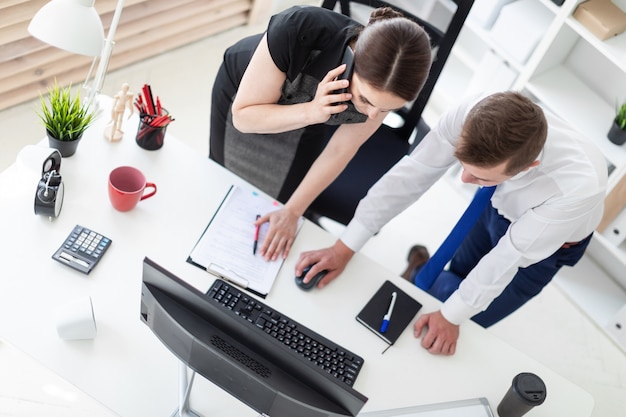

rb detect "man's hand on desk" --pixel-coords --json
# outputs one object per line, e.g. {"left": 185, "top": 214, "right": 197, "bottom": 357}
{"left": 295, "top": 240, "right": 355, "bottom": 288}
{"left": 414, "top": 311, "right": 459, "bottom": 356}
{"left": 256, "top": 208, "right": 300, "bottom": 261}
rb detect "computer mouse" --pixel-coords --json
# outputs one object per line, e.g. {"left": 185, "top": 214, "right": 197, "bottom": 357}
{"left": 295, "top": 265, "right": 327, "bottom": 291}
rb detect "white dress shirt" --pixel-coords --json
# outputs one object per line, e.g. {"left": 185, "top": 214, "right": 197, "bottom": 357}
{"left": 341, "top": 97, "right": 608, "bottom": 324}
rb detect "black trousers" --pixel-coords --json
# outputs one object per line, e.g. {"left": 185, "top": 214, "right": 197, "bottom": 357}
{"left": 426, "top": 203, "right": 592, "bottom": 327}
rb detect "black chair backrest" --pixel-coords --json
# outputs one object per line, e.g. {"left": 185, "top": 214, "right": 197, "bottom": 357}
{"left": 321, "top": 0, "right": 474, "bottom": 141}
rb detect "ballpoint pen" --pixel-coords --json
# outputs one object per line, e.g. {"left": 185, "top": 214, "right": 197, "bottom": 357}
{"left": 253, "top": 214, "right": 261, "bottom": 255}
{"left": 145, "top": 84, "right": 155, "bottom": 114}
{"left": 380, "top": 291, "right": 397, "bottom": 333}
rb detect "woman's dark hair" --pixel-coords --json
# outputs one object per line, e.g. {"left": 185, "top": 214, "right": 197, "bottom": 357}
{"left": 353, "top": 7, "right": 432, "bottom": 102}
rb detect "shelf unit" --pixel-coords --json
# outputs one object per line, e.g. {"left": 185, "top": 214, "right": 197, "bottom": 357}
{"left": 416, "top": 0, "right": 626, "bottom": 349}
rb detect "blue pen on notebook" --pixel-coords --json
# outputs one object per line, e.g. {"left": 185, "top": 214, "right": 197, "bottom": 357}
{"left": 380, "top": 291, "right": 397, "bottom": 333}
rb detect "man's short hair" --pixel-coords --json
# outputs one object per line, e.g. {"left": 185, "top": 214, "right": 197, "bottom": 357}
{"left": 454, "top": 91, "right": 547, "bottom": 176}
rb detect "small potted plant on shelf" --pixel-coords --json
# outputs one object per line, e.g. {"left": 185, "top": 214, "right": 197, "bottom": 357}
{"left": 608, "top": 101, "right": 626, "bottom": 146}
{"left": 37, "top": 80, "right": 96, "bottom": 157}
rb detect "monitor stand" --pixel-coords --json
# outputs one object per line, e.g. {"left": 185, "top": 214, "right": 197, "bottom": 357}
{"left": 171, "top": 361, "right": 202, "bottom": 417}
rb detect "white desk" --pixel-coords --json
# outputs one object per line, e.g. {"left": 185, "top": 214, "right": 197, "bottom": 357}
{"left": 0, "top": 109, "right": 594, "bottom": 416}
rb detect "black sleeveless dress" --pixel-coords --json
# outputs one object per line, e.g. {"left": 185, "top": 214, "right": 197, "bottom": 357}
{"left": 209, "top": 6, "right": 367, "bottom": 202}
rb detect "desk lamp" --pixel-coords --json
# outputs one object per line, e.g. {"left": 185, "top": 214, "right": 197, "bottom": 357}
{"left": 28, "top": 0, "right": 127, "bottom": 109}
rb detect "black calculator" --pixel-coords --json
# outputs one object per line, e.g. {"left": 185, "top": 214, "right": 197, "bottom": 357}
{"left": 52, "top": 225, "right": 112, "bottom": 274}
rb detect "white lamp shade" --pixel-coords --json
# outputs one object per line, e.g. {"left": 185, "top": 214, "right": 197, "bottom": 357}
{"left": 28, "top": 0, "right": 105, "bottom": 57}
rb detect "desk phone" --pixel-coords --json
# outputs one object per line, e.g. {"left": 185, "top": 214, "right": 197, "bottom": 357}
{"left": 52, "top": 225, "right": 112, "bottom": 274}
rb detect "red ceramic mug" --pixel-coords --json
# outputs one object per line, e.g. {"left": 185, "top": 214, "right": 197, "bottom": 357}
{"left": 108, "top": 166, "right": 157, "bottom": 212}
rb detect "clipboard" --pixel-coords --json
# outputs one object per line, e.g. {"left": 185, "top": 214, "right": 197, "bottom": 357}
{"left": 187, "top": 185, "right": 302, "bottom": 298}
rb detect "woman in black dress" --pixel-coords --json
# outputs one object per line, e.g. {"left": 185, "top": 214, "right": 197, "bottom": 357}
{"left": 210, "top": 5, "right": 431, "bottom": 261}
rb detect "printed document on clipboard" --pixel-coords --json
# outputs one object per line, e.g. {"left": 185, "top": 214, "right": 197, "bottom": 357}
{"left": 187, "top": 185, "right": 303, "bottom": 298}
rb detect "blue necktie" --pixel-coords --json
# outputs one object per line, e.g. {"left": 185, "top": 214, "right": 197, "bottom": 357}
{"left": 414, "top": 185, "right": 496, "bottom": 290}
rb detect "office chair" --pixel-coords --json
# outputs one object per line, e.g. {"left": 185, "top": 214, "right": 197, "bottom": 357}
{"left": 306, "top": 0, "right": 474, "bottom": 226}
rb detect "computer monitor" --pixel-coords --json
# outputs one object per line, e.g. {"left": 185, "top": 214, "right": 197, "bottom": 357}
{"left": 140, "top": 257, "right": 368, "bottom": 417}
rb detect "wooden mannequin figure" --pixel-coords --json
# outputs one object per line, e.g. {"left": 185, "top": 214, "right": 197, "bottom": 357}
{"left": 104, "top": 83, "right": 134, "bottom": 142}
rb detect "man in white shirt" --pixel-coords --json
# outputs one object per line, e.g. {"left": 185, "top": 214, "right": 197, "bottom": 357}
{"left": 295, "top": 91, "right": 607, "bottom": 355}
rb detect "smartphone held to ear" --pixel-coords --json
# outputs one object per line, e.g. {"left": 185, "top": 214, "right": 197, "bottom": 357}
{"left": 333, "top": 46, "right": 354, "bottom": 98}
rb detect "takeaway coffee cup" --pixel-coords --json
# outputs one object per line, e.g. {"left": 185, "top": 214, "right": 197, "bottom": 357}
{"left": 497, "top": 372, "right": 547, "bottom": 417}
{"left": 56, "top": 296, "right": 97, "bottom": 340}
{"left": 108, "top": 166, "right": 157, "bottom": 211}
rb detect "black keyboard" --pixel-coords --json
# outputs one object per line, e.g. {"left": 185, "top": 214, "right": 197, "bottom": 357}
{"left": 207, "top": 279, "right": 364, "bottom": 387}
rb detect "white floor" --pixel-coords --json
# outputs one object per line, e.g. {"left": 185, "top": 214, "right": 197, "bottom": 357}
{"left": 1, "top": 1, "right": 626, "bottom": 416}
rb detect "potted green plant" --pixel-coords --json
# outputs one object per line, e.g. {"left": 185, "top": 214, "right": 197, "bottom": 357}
{"left": 608, "top": 101, "right": 626, "bottom": 146}
{"left": 37, "top": 81, "right": 96, "bottom": 157}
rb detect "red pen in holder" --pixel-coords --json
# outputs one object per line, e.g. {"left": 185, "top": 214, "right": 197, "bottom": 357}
{"left": 136, "top": 109, "right": 169, "bottom": 151}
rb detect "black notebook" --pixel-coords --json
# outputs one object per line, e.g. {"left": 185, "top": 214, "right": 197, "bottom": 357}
{"left": 356, "top": 280, "right": 422, "bottom": 345}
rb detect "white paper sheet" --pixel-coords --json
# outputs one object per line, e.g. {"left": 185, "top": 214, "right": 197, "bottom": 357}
{"left": 188, "top": 185, "right": 302, "bottom": 297}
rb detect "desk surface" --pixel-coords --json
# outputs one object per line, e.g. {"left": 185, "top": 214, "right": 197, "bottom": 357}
{"left": 0, "top": 106, "right": 594, "bottom": 417}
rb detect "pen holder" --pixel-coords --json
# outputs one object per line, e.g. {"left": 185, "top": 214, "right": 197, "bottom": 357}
{"left": 136, "top": 110, "right": 168, "bottom": 150}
